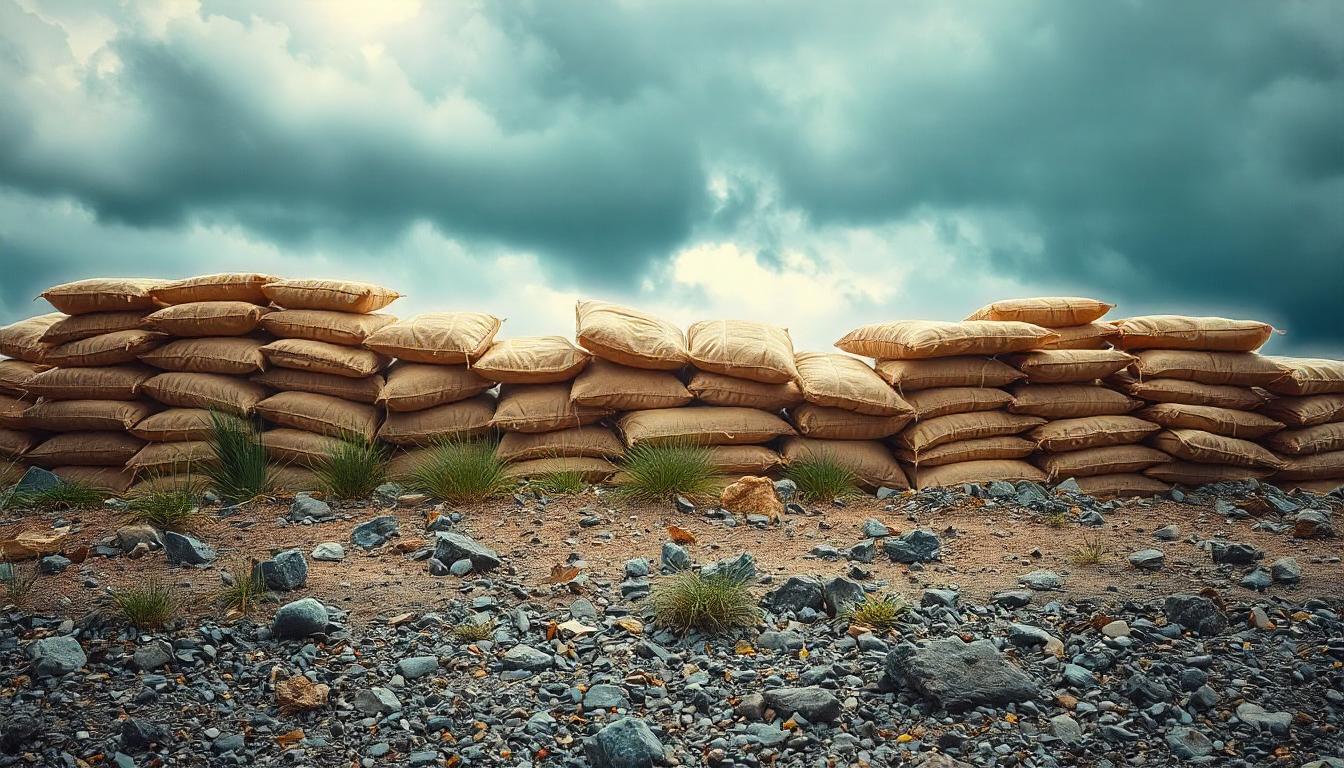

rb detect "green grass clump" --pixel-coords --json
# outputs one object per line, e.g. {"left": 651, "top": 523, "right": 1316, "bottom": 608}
{"left": 315, "top": 438, "right": 388, "bottom": 500}
{"left": 410, "top": 439, "right": 509, "bottom": 503}
{"left": 4, "top": 481, "right": 106, "bottom": 512}
{"left": 616, "top": 441, "right": 720, "bottom": 503}
{"left": 126, "top": 489, "right": 201, "bottom": 531}
{"left": 205, "top": 411, "right": 272, "bottom": 503}
{"left": 451, "top": 621, "right": 494, "bottom": 643}
{"left": 1, "top": 561, "right": 38, "bottom": 606}
{"left": 529, "top": 471, "right": 585, "bottom": 496}
{"left": 784, "top": 456, "right": 861, "bottom": 502}
{"left": 651, "top": 571, "right": 759, "bottom": 635}
{"left": 1044, "top": 510, "right": 1069, "bottom": 528}
{"left": 839, "top": 593, "right": 908, "bottom": 630}
{"left": 1071, "top": 534, "right": 1107, "bottom": 566}
{"left": 111, "top": 579, "right": 178, "bottom": 628}
{"left": 218, "top": 559, "right": 266, "bottom": 618}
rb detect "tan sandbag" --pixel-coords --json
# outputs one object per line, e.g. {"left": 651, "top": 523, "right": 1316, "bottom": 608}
{"left": 255, "top": 391, "right": 381, "bottom": 442}
{"left": 0, "top": 359, "right": 45, "bottom": 394}
{"left": 685, "top": 370, "right": 805, "bottom": 410}
{"left": 575, "top": 300, "right": 688, "bottom": 370}
{"left": 1030, "top": 415, "right": 1162, "bottom": 452}
{"left": 1113, "top": 315, "right": 1274, "bottom": 352}
{"left": 472, "top": 336, "right": 591, "bottom": 384}
{"left": 892, "top": 436, "right": 1035, "bottom": 467}
{"left": 1137, "top": 403, "right": 1283, "bottom": 440}
{"left": 260, "top": 309, "right": 397, "bottom": 346}
{"left": 1009, "top": 383, "right": 1140, "bottom": 418}
{"left": 141, "top": 372, "right": 269, "bottom": 415}
{"left": 913, "top": 460, "right": 1046, "bottom": 490}
{"left": 143, "top": 301, "right": 271, "bottom": 337}
{"left": 504, "top": 456, "right": 618, "bottom": 482}
{"left": 1038, "top": 322, "right": 1121, "bottom": 350}
{"left": 262, "top": 338, "right": 388, "bottom": 378}
{"left": 253, "top": 369, "right": 385, "bottom": 405}
{"left": 1007, "top": 349, "right": 1134, "bottom": 384}
{"left": 150, "top": 272, "right": 280, "bottom": 305}
{"left": 1144, "top": 462, "right": 1269, "bottom": 484}
{"left": 378, "top": 364, "right": 491, "bottom": 412}
{"left": 788, "top": 404, "right": 912, "bottom": 440}
{"left": 1264, "top": 357, "right": 1344, "bottom": 396}
{"left": 40, "top": 311, "right": 149, "bottom": 345}
{"left": 51, "top": 465, "right": 134, "bottom": 493}
{"left": 261, "top": 278, "right": 400, "bottom": 313}
{"left": 837, "top": 320, "right": 1057, "bottom": 360}
{"left": 492, "top": 384, "right": 611, "bottom": 433}
{"left": 686, "top": 320, "right": 798, "bottom": 384}
{"left": 140, "top": 337, "right": 269, "bottom": 375}
{"left": 778, "top": 437, "right": 909, "bottom": 490}
{"left": 569, "top": 359, "right": 692, "bottom": 411}
{"left": 1272, "top": 478, "right": 1344, "bottom": 495}
{"left": 386, "top": 448, "right": 435, "bottom": 479}
{"left": 904, "top": 387, "right": 1014, "bottom": 420}
{"left": 262, "top": 428, "right": 345, "bottom": 466}
{"left": 496, "top": 425, "right": 625, "bottom": 462}
{"left": 873, "top": 357, "right": 1024, "bottom": 392}
{"left": 20, "top": 365, "right": 156, "bottom": 401}
{"left": 895, "top": 411, "right": 1046, "bottom": 454}
{"left": 270, "top": 465, "right": 323, "bottom": 492}
{"left": 1262, "top": 423, "right": 1344, "bottom": 456}
{"left": 363, "top": 312, "right": 501, "bottom": 364}
{"left": 0, "top": 313, "right": 62, "bottom": 363}
{"left": 130, "top": 408, "right": 246, "bottom": 442}
{"left": 1110, "top": 374, "right": 1267, "bottom": 410}
{"left": 28, "top": 432, "right": 144, "bottom": 467}
{"left": 20, "top": 399, "right": 157, "bottom": 432}
{"left": 127, "top": 473, "right": 209, "bottom": 496}
{"left": 1132, "top": 350, "right": 1285, "bottom": 387}
{"left": 794, "top": 352, "right": 914, "bottom": 416}
{"left": 125, "top": 441, "right": 216, "bottom": 476}
{"left": 965, "top": 297, "right": 1113, "bottom": 327}
{"left": 706, "top": 445, "right": 783, "bottom": 475}
{"left": 1074, "top": 474, "right": 1171, "bottom": 497}
{"left": 1035, "top": 445, "right": 1171, "bottom": 480}
{"left": 378, "top": 394, "right": 496, "bottom": 446}
{"left": 1260, "top": 394, "right": 1344, "bottom": 427}
{"left": 618, "top": 406, "right": 794, "bottom": 447}
{"left": 0, "top": 428, "right": 37, "bottom": 458}
{"left": 1271, "top": 451, "right": 1344, "bottom": 481}
{"left": 41, "top": 278, "right": 168, "bottom": 315}
{"left": 43, "top": 330, "right": 167, "bottom": 367}
{"left": 1149, "top": 429, "right": 1284, "bottom": 469}
{"left": 0, "top": 393, "right": 27, "bottom": 429}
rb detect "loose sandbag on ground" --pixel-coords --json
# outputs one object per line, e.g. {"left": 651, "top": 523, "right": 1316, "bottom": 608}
{"left": 262, "top": 428, "right": 346, "bottom": 466}
{"left": 1137, "top": 403, "right": 1283, "bottom": 440}
{"left": 43, "top": 330, "right": 167, "bottom": 367}
{"left": 913, "top": 460, "right": 1046, "bottom": 489}
{"left": 1035, "top": 445, "right": 1171, "bottom": 479}
{"left": 575, "top": 299, "right": 688, "bottom": 371}
{"left": 793, "top": 352, "right": 914, "bottom": 416}
{"left": 378, "top": 394, "right": 496, "bottom": 446}
{"left": 20, "top": 365, "right": 156, "bottom": 400}
{"left": 504, "top": 456, "right": 618, "bottom": 482}
{"left": 619, "top": 406, "right": 794, "bottom": 447}
{"left": 260, "top": 309, "right": 396, "bottom": 346}
{"left": 1007, "top": 349, "right": 1134, "bottom": 384}
{"left": 125, "top": 441, "right": 215, "bottom": 476}
{"left": 141, "top": 372, "right": 269, "bottom": 415}
{"left": 778, "top": 437, "right": 909, "bottom": 490}
{"left": 150, "top": 272, "right": 280, "bottom": 305}
{"left": 1264, "top": 357, "right": 1344, "bottom": 396}
{"left": 52, "top": 466, "right": 134, "bottom": 493}
{"left": 0, "top": 359, "right": 46, "bottom": 394}
{"left": 1149, "top": 429, "right": 1285, "bottom": 469}
{"left": 1262, "top": 423, "right": 1344, "bottom": 456}
{"left": 140, "top": 338, "right": 269, "bottom": 375}
{"left": 130, "top": 409, "right": 246, "bottom": 442}
{"left": 20, "top": 399, "right": 157, "bottom": 432}
{"left": 1074, "top": 474, "right": 1171, "bottom": 497}
{"left": 40, "top": 311, "right": 149, "bottom": 345}
{"left": 1260, "top": 394, "right": 1344, "bottom": 427}
{"left": 686, "top": 320, "right": 798, "bottom": 384}
{"left": 788, "top": 404, "right": 912, "bottom": 440}
{"left": 904, "top": 387, "right": 1015, "bottom": 420}
{"left": 569, "top": 359, "right": 692, "bottom": 410}
{"left": 837, "top": 320, "right": 1057, "bottom": 360}
{"left": 1038, "top": 322, "right": 1121, "bottom": 350}
{"left": 0, "top": 313, "right": 62, "bottom": 363}
{"left": 28, "top": 432, "right": 144, "bottom": 467}
{"left": 472, "top": 336, "right": 591, "bottom": 384}
{"left": 706, "top": 445, "right": 783, "bottom": 476}
{"left": 262, "top": 339, "right": 387, "bottom": 378}
{"left": 874, "top": 357, "right": 1024, "bottom": 392}
{"left": 255, "top": 391, "right": 381, "bottom": 442}
{"left": 1113, "top": 315, "right": 1274, "bottom": 352}
{"left": 377, "top": 364, "right": 491, "bottom": 412}
{"left": 892, "top": 436, "right": 1036, "bottom": 467}
{"left": 363, "top": 312, "right": 501, "bottom": 364}
{"left": 1029, "top": 415, "right": 1162, "bottom": 452}
{"left": 1009, "top": 384, "right": 1140, "bottom": 418}
{"left": 41, "top": 278, "right": 168, "bottom": 315}
{"left": 261, "top": 278, "right": 399, "bottom": 314}
{"left": 253, "top": 369, "right": 385, "bottom": 405}
{"left": 492, "top": 384, "right": 610, "bottom": 433}
{"left": 1109, "top": 374, "right": 1267, "bottom": 410}
{"left": 1270, "top": 451, "right": 1344, "bottom": 481}
{"left": 143, "top": 301, "right": 271, "bottom": 337}
{"left": 496, "top": 425, "right": 625, "bottom": 462}
{"left": 1131, "top": 350, "right": 1286, "bottom": 387}
{"left": 685, "top": 371, "right": 805, "bottom": 410}
{"left": 895, "top": 411, "right": 1046, "bottom": 454}
{"left": 965, "top": 297, "right": 1114, "bottom": 327}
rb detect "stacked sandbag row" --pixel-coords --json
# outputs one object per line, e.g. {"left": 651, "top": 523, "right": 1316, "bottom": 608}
{"left": 1257, "top": 358, "right": 1344, "bottom": 494}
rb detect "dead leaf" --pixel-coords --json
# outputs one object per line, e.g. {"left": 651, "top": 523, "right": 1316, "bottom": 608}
{"left": 275, "top": 728, "right": 304, "bottom": 749}
{"left": 557, "top": 619, "right": 597, "bottom": 638}
{"left": 275, "top": 677, "right": 329, "bottom": 715}
{"left": 613, "top": 617, "right": 643, "bottom": 634}
{"left": 544, "top": 564, "right": 581, "bottom": 584}
{"left": 667, "top": 525, "right": 696, "bottom": 544}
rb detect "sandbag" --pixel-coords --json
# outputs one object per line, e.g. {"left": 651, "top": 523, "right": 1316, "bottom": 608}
{"left": 1149, "top": 429, "right": 1284, "bottom": 469}
{"left": 255, "top": 391, "right": 381, "bottom": 442}
{"left": 706, "top": 445, "right": 783, "bottom": 476}
{"left": 1074, "top": 474, "right": 1171, "bottom": 497}
{"left": 1131, "top": 350, "right": 1285, "bottom": 387}
{"left": 965, "top": 297, "right": 1113, "bottom": 327}
{"left": 892, "top": 436, "right": 1035, "bottom": 467}
{"left": 575, "top": 300, "right": 688, "bottom": 370}
{"left": 788, "top": 404, "right": 912, "bottom": 440}
{"left": 1262, "top": 422, "right": 1344, "bottom": 456}
{"left": 41, "top": 278, "right": 168, "bottom": 315}
{"left": 378, "top": 364, "right": 491, "bottom": 412}
{"left": 1113, "top": 315, "right": 1274, "bottom": 352}
{"left": 1270, "top": 451, "right": 1344, "bottom": 481}
{"left": 0, "top": 428, "right": 37, "bottom": 459}
{"left": 261, "top": 338, "right": 388, "bottom": 378}
{"left": 837, "top": 320, "right": 1057, "bottom": 360}
{"left": 260, "top": 309, "right": 397, "bottom": 346}
{"left": 794, "top": 352, "right": 914, "bottom": 416}
{"left": 904, "top": 387, "right": 1014, "bottom": 421}
{"left": 127, "top": 473, "right": 209, "bottom": 496}
{"left": 0, "top": 393, "right": 27, "bottom": 428}
{"left": 28, "top": 432, "right": 144, "bottom": 467}
{"left": 1035, "top": 445, "right": 1171, "bottom": 479}
{"left": 378, "top": 394, "right": 496, "bottom": 446}
{"left": 685, "top": 370, "right": 805, "bottom": 410}
{"left": 0, "top": 313, "right": 62, "bottom": 363}
{"left": 130, "top": 408, "right": 246, "bottom": 442}
{"left": 504, "top": 457, "right": 618, "bottom": 482}
{"left": 253, "top": 369, "right": 385, "bottom": 405}
{"left": 913, "top": 460, "right": 1047, "bottom": 489}
{"left": 873, "top": 357, "right": 1024, "bottom": 392}
{"left": 125, "top": 441, "right": 215, "bottom": 476}
{"left": 778, "top": 437, "right": 908, "bottom": 490}
{"left": 895, "top": 411, "right": 1046, "bottom": 454}
{"left": 1136, "top": 403, "right": 1283, "bottom": 440}
{"left": 1110, "top": 374, "right": 1267, "bottom": 410}
{"left": 1143, "top": 462, "right": 1270, "bottom": 485}
{"left": 20, "top": 365, "right": 155, "bottom": 401}
{"left": 363, "top": 312, "right": 501, "bottom": 364}
{"left": 385, "top": 448, "right": 435, "bottom": 479}
{"left": 1273, "top": 478, "right": 1344, "bottom": 495}
{"left": 618, "top": 406, "right": 794, "bottom": 447}
{"left": 1007, "top": 349, "right": 1134, "bottom": 384}
{"left": 492, "top": 384, "right": 611, "bottom": 433}
{"left": 141, "top": 372, "right": 269, "bottom": 415}
{"left": 269, "top": 466, "right": 323, "bottom": 493}
{"left": 1009, "top": 383, "right": 1140, "bottom": 418}
{"left": 496, "top": 425, "right": 625, "bottom": 462}
{"left": 261, "top": 278, "right": 399, "bottom": 313}
{"left": 150, "top": 272, "right": 280, "bottom": 305}
{"left": 41, "top": 311, "right": 149, "bottom": 345}
{"left": 1260, "top": 394, "right": 1344, "bottom": 427}
{"left": 43, "top": 330, "right": 167, "bottom": 367}
{"left": 1030, "top": 415, "right": 1162, "bottom": 452}
{"left": 1264, "top": 357, "right": 1344, "bottom": 396}
{"left": 143, "top": 301, "right": 271, "bottom": 337}
{"left": 140, "top": 337, "right": 269, "bottom": 375}
{"left": 473, "top": 336, "right": 591, "bottom": 384}
{"left": 1038, "top": 322, "right": 1121, "bottom": 350}
{"left": 686, "top": 320, "right": 798, "bottom": 384}
{"left": 569, "top": 359, "right": 693, "bottom": 411}
{"left": 262, "top": 428, "right": 345, "bottom": 466}
{"left": 51, "top": 466, "right": 134, "bottom": 493}
{"left": 20, "top": 399, "right": 157, "bottom": 432}
{"left": 0, "top": 359, "right": 45, "bottom": 395}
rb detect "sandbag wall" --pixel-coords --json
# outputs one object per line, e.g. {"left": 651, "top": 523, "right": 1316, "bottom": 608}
{"left": 1254, "top": 360, "right": 1344, "bottom": 493}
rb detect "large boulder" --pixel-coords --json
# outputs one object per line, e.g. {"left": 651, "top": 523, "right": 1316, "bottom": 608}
{"left": 720, "top": 476, "right": 784, "bottom": 521}
{"left": 432, "top": 532, "right": 500, "bottom": 571}
{"left": 584, "top": 717, "right": 666, "bottom": 768}
{"left": 885, "top": 637, "right": 1039, "bottom": 710}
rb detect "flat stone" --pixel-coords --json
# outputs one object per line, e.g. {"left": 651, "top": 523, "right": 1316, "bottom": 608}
{"left": 1017, "top": 570, "right": 1063, "bottom": 590}
{"left": 1210, "top": 541, "right": 1262, "bottom": 565}
{"left": 1049, "top": 714, "right": 1083, "bottom": 744}
{"left": 1153, "top": 524, "right": 1180, "bottom": 541}
{"left": 311, "top": 542, "right": 345, "bottom": 561}
{"left": 583, "top": 683, "right": 630, "bottom": 710}
{"left": 163, "top": 531, "right": 215, "bottom": 566}
{"left": 583, "top": 716, "right": 665, "bottom": 768}
{"left": 1128, "top": 548, "right": 1164, "bottom": 570}
{"left": 14, "top": 466, "right": 62, "bottom": 493}
{"left": 353, "top": 687, "right": 402, "bottom": 716}
{"left": 351, "top": 515, "right": 400, "bottom": 549}
{"left": 288, "top": 494, "right": 333, "bottom": 522}
{"left": 397, "top": 655, "right": 438, "bottom": 680}
{"left": 28, "top": 636, "right": 86, "bottom": 678}
{"left": 1235, "top": 702, "right": 1291, "bottom": 736}
{"left": 132, "top": 640, "right": 173, "bottom": 671}
{"left": 271, "top": 598, "right": 329, "bottom": 639}
{"left": 883, "top": 529, "right": 940, "bottom": 563}
{"left": 763, "top": 686, "right": 842, "bottom": 722}
{"left": 886, "top": 637, "right": 1039, "bottom": 710}
{"left": 432, "top": 532, "right": 501, "bottom": 570}
{"left": 502, "top": 644, "right": 552, "bottom": 672}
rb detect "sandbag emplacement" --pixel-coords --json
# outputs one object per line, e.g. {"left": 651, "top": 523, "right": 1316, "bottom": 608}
{"left": 496, "top": 426, "right": 625, "bottom": 462}
{"left": 20, "top": 399, "right": 158, "bottom": 432}
{"left": 1264, "top": 357, "right": 1344, "bottom": 396}
{"left": 619, "top": 407, "right": 795, "bottom": 447}
{"left": 1009, "top": 384, "right": 1140, "bottom": 419}
{"left": 892, "top": 436, "right": 1036, "bottom": 467}
{"left": 1038, "top": 322, "right": 1120, "bottom": 350}
{"left": 51, "top": 466, "right": 134, "bottom": 493}
{"left": 377, "top": 364, "right": 491, "bottom": 412}
{"left": 686, "top": 320, "right": 798, "bottom": 384}
{"left": 913, "top": 460, "right": 1046, "bottom": 489}
{"left": 0, "top": 359, "right": 46, "bottom": 394}
{"left": 140, "top": 338, "right": 268, "bottom": 375}
{"left": 1113, "top": 315, "right": 1273, "bottom": 352}
{"left": 1007, "top": 349, "right": 1134, "bottom": 384}
{"left": 255, "top": 391, "right": 382, "bottom": 442}
{"left": 260, "top": 309, "right": 396, "bottom": 346}
{"left": 1136, "top": 403, "right": 1283, "bottom": 440}
{"left": 837, "top": 320, "right": 1057, "bottom": 360}
{"left": 965, "top": 297, "right": 1114, "bottom": 327}
{"left": 1259, "top": 394, "right": 1344, "bottom": 427}
{"left": 141, "top": 372, "right": 268, "bottom": 416}
{"left": 261, "top": 278, "right": 400, "bottom": 314}
{"left": 20, "top": 365, "right": 155, "bottom": 401}
{"left": 363, "top": 312, "right": 501, "bottom": 364}
{"left": 788, "top": 404, "right": 913, "bottom": 440}
{"left": 262, "top": 339, "right": 388, "bottom": 378}
{"left": 254, "top": 369, "right": 386, "bottom": 405}
{"left": 125, "top": 441, "right": 216, "bottom": 476}
{"left": 1144, "top": 462, "right": 1270, "bottom": 485}
{"left": 575, "top": 300, "right": 688, "bottom": 370}
{"left": 504, "top": 457, "right": 618, "bottom": 482}
{"left": 1262, "top": 423, "right": 1344, "bottom": 456}
{"left": 131, "top": 409, "right": 247, "bottom": 442}
{"left": 904, "top": 387, "right": 1014, "bottom": 421}
{"left": 1149, "top": 429, "right": 1285, "bottom": 469}
{"left": 1030, "top": 416, "right": 1162, "bottom": 452}
{"left": 40, "top": 311, "right": 149, "bottom": 345}
{"left": 0, "top": 313, "right": 62, "bottom": 363}
{"left": 28, "top": 432, "right": 145, "bottom": 467}
{"left": 143, "top": 301, "right": 271, "bottom": 337}
{"left": 1073, "top": 474, "right": 1171, "bottom": 497}
{"left": 1271, "top": 451, "right": 1344, "bottom": 481}
{"left": 1131, "top": 350, "right": 1286, "bottom": 387}
{"left": 43, "top": 330, "right": 167, "bottom": 367}
{"left": 705, "top": 445, "right": 783, "bottom": 476}
{"left": 1111, "top": 375, "right": 1267, "bottom": 410}
{"left": 896, "top": 411, "right": 1046, "bottom": 454}
{"left": 492, "top": 385, "right": 610, "bottom": 433}
{"left": 262, "top": 428, "right": 346, "bottom": 466}
{"left": 778, "top": 437, "right": 908, "bottom": 490}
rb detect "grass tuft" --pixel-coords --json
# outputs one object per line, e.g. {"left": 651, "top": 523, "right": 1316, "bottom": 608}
{"left": 651, "top": 570, "right": 759, "bottom": 635}
{"left": 111, "top": 579, "right": 178, "bottom": 628}
{"left": 218, "top": 559, "right": 266, "bottom": 618}
{"left": 529, "top": 471, "right": 585, "bottom": 496}
{"left": 315, "top": 437, "right": 388, "bottom": 500}
{"left": 785, "top": 456, "right": 861, "bottom": 502}
{"left": 451, "top": 621, "right": 494, "bottom": 643}
{"left": 410, "top": 438, "right": 509, "bottom": 503}
{"left": 839, "top": 593, "right": 908, "bottom": 630}
{"left": 1071, "top": 534, "right": 1107, "bottom": 566}
{"left": 126, "top": 489, "right": 200, "bottom": 531}
{"left": 1, "top": 561, "right": 38, "bottom": 606}
{"left": 1044, "top": 510, "right": 1069, "bottom": 529}
{"left": 5, "top": 481, "right": 106, "bottom": 511}
{"left": 205, "top": 411, "right": 272, "bottom": 503}
{"left": 616, "top": 441, "right": 720, "bottom": 503}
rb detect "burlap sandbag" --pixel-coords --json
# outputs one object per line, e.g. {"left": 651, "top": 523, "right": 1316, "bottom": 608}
{"left": 892, "top": 436, "right": 1035, "bottom": 467}
{"left": 873, "top": 357, "right": 1024, "bottom": 392}
{"left": 1030, "top": 415, "right": 1162, "bottom": 452}
{"left": 385, "top": 447, "right": 435, "bottom": 479}
{"left": 1009, "top": 383, "right": 1140, "bottom": 418}
{"left": 253, "top": 369, "right": 385, "bottom": 405}
{"left": 1137, "top": 403, "right": 1283, "bottom": 440}
{"left": 1149, "top": 429, "right": 1284, "bottom": 469}
{"left": 262, "top": 338, "right": 388, "bottom": 378}
{"left": 1264, "top": 357, "right": 1344, "bottom": 396}
{"left": 904, "top": 387, "right": 1014, "bottom": 420}
{"left": 150, "top": 272, "right": 280, "bottom": 305}
{"left": 0, "top": 428, "right": 37, "bottom": 459}
{"left": 473, "top": 336, "right": 591, "bottom": 384}
{"left": 1035, "top": 445, "right": 1171, "bottom": 480}
{"left": 363, "top": 312, "right": 501, "bottom": 364}
{"left": 575, "top": 300, "right": 688, "bottom": 370}
{"left": 788, "top": 404, "right": 912, "bottom": 440}
{"left": 261, "top": 278, "right": 400, "bottom": 314}
{"left": 52, "top": 465, "right": 134, "bottom": 493}
{"left": 895, "top": 411, "right": 1046, "bottom": 454}
{"left": 255, "top": 391, "right": 381, "bottom": 442}
{"left": 1074, "top": 474, "right": 1171, "bottom": 497}
{"left": 685, "top": 370, "right": 805, "bottom": 410}
{"left": 794, "top": 352, "right": 914, "bottom": 416}
{"left": 269, "top": 466, "right": 323, "bottom": 492}
{"left": 778, "top": 436, "right": 908, "bottom": 490}
{"left": 1260, "top": 394, "right": 1344, "bottom": 427}
{"left": 20, "top": 399, "right": 157, "bottom": 432}
{"left": 43, "top": 330, "right": 167, "bottom": 367}
{"left": 619, "top": 406, "right": 794, "bottom": 447}
{"left": 686, "top": 320, "right": 798, "bottom": 384}
{"left": 140, "top": 337, "right": 269, "bottom": 375}
{"left": 125, "top": 472, "right": 209, "bottom": 496}
{"left": 837, "top": 320, "right": 1057, "bottom": 360}
{"left": 1038, "top": 322, "right": 1121, "bottom": 350}
{"left": 1131, "top": 350, "right": 1285, "bottom": 387}
{"left": 1262, "top": 423, "right": 1344, "bottom": 456}
{"left": 125, "top": 441, "right": 215, "bottom": 476}
{"left": 0, "top": 359, "right": 45, "bottom": 395}
{"left": 1271, "top": 478, "right": 1344, "bottom": 495}
{"left": 28, "top": 431, "right": 145, "bottom": 467}
{"left": 378, "top": 394, "right": 496, "bottom": 446}
{"left": 41, "top": 311, "right": 149, "bottom": 345}
{"left": 504, "top": 456, "right": 618, "bottom": 482}
{"left": 1113, "top": 315, "right": 1274, "bottom": 352}
{"left": 1110, "top": 374, "right": 1267, "bottom": 410}
{"left": 707, "top": 445, "right": 783, "bottom": 476}
{"left": 130, "top": 408, "right": 246, "bottom": 442}
{"left": 141, "top": 372, "right": 269, "bottom": 415}
{"left": 41, "top": 278, "right": 168, "bottom": 315}
{"left": 912, "top": 460, "right": 1046, "bottom": 490}
{"left": 1007, "top": 349, "right": 1134, "bottom": 384}
{"left": 20, "top": 365, "right": 155, "bottom": 401}
{"left": 0, "top": 313, "right": 62, "bottom": 363}
{"left": 262, "top": 428, "right": 345, "bottom": 466}
{"left": 260, "top": 309, "right": 396, "bottom": 346}
{"left": 1271, "top": 451, "right": 1344, "bottom": 481}
{"left": 569, "top": 359, "right": 692, "bottom": 410}
{"left": 965, "top": 297, "right": 1113, "bottom": 327}
{"left": 143, "top": 301, "right": 271, "bottom": 337}
{"left": 1144, "top": 462, "right": 1270, "bottom": 485}
{"left": 493, "top": 384, "right": 611, "bottom": 433}
{"left": 378, "top": 364, "right": 492, "bottom": 412}
{"left": 497, "top": 425, "right": 625, "bottom": 462}
{"left": 0, "top": 393, "right": 27, "bottom": 429}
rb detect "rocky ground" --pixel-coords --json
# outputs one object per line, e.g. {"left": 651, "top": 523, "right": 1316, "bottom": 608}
{"left": 1, "top": 472, "right": 1342, "bottom": 767}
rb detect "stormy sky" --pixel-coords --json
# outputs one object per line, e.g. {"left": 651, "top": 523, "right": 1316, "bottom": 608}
{"left": 1, "top": 0, "right": 1341, "bottom": 355}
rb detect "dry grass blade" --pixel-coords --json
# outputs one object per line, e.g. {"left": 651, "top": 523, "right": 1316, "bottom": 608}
{"left": 652, "top": 570, "right": 759, "bottom": 635}
{"left": 111, "top": 579, "right": 178, "bottom": 628}
{"left": 616, "top": 441, "right": 720, "bottom": 503}
{"left": 785, "top": 456, "right": 861, "bottom": 502}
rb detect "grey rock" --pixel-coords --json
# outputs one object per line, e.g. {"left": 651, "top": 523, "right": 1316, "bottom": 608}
{"left": 1017, "top": 570, "right": 1063, "bottom": 590}
{"left": 311, "top": 542, "right": 345, "bottom": 561}
{"left": 772, "top": 479, "right": 797, "bottom": 501}
{"left": 848, "top": 539, "right": 876, "bottom": 563}
{"left": 886, "top": 637, "right": 1039, "bottom": 710}
{"left": 28, "top": 636, "right": 86, "bottom": 678}
{"left": 1049, "top": 714, "right": 1083, "bottom": 744}
{"left": 860, "top": 518, "right": 890, "bottom": 538}
{"left": 1240, "top": 568, "right": 1272, "bottom": 591}
{"left": 991, "top": 590, "right": 1033, "bottom": 609}
{"left": 449, "top": 558, "right": 474, "bottom": 576}
{"left": 288, "top": 494, "right": 333, "bottom": 522}
{"left": 0, "top": 713, "right": 41, "bottom": 753}
{"left": 432, "top": 532, "right": 501, "bottom": 570}
{"left": 921, "top": 588, "right": 959, "bottom": 608}
{"left": 822, "top": 576, "right": 865, "bottom": 614}
{"left": 38, "top": 554, "right": 70, "bottom": 574}
{"left": 1293, "top": 510, "right": 1333, "bottom": 538}
{"left": 132, "top": 640, "right": 173, "bottom": 671}
{"left": 353, "top": 687, "right": 402, "bottom": 715}
{"left": 115, "top": 524, "right": 161, "bottom": 552}
{"left": 623, "top": 558, "right": 650, "bottom": 578}
{"left": 1128, "top": 548, "right": 1165, "bottom": 570}
{"left": 1163, "top": 594, "right": 1226, "bottom": 636}
{"left": 584, "top": 716, "right": 665, "bottom": 768}
{"left": 763, "top": 686, "right": 842, "bottom": 722}
{"left": 14, "top": 466, "right": 62, "bottom": 493}
{"left": 1235, "top": 702, "right": 1291, "bottom": 736}
{"left": 762, "top": 576, "right": 824, "bottom": 615}
{"left": 1062, "top": 664, "right": 1096, "bottom": 690}
{"left": 1077, "top": 509, "right": 1105, "bottom": 526}
{"left": 502, "top": 644, "right": 552, "bottom": 671}
{"left": 883, "top": 529, "right": 940, "bottom": 563}
{"left": 757, "top": 630, "right": 805, "bottom": 651}
{"left": 270, "top": 598, "right": 329, "bottom": 639}
{"left": 254, "top": 548, "right": 308, "bottom": 591}
{"left": 1270, "top": 557, "right": 1301, "bottom": 584}
{"left": 1054, "top": 477, "right": 1082, "bottom": 494}
{"left": 397, "top": 655, "right": 438, "bottom": 680}
{"left": 1153, "top": 524, "right": 1180, "bottom": 541}
{"left": 1166, "top": 726, "right": 1213, "bottom": 759}
{"left": 660, "top": 542, "right": 691, "bottom": 573}
{"left": 702, "top": 552, "right": 755, "bottom": 583}
{"left": 583, "top": 683, "right": 630, "bottom": 710}
{"left": 163, "top": 530, "right": 216, "bottom": 566}
{"left": 1210, "top": 541, "right": 1262, "bottom": 565}
{"left": 351, "top": 514, "right": 400, "bottom": 549}
{"left": 426, "top": 558, "right": 449, "bottom": 576}
{"left": 745, "top": 722, "right": 787, "bottom": 747}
